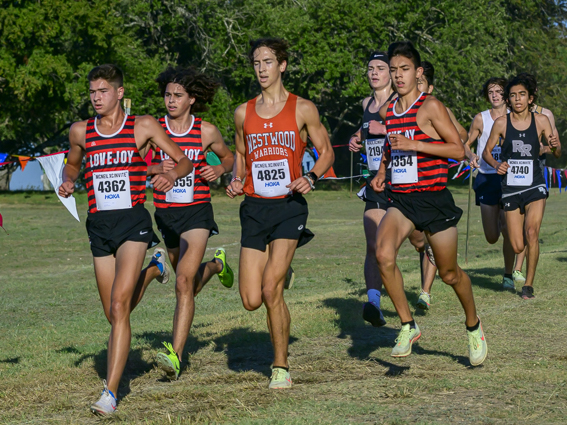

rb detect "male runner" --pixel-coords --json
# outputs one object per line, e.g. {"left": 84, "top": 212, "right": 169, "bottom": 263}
{"left": 147, "top": 66, "right": 235, "bottom": 380}
{"left": 465, "top": 77, "right": 519, "bottom": 290}
{"left": 226, "top": 38, "right": 334, "bottom": 388}
{"left": 349, "top": 52, "right": 436, "bottom": 320}
{"left": 370, "top": 41, "right": 487, "bottom": 366}
{"left": 59, "top": 64, "right": 192, "bottom": 415}
{"left": 482, "top": 74, "right": 560, "bottom": 299}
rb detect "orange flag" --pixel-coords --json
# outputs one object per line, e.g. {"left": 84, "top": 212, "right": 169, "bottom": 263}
{"left": 323, "top": 165, "right": 337, "bottom": 178}
{"left": 17, "top": 156, "right": 31, "bottom": 171}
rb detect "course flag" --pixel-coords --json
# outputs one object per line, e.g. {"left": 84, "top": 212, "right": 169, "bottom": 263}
{"left": 37, "top": 153, "right": 80, "bottom": 222}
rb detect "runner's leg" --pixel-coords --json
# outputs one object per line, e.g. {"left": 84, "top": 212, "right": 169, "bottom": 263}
{"left": 523, "top": 199, "right": 546, "bottom": 288}
{"left": 500, "top": 209, "right": 516, "bottom": 275}
{"left": 426, "top": 227, "right": 478, "bottom": 327}
{"left": 480, "top": 204, "right": 501, "bottom": 244}
{"left": 94, "top": 256, "right": 116, "bottom": 323}
{"left": 105, "top": 241, "right": 148, "bottom": 395}
{"left": 375, "top": 208, "right": 416, "bottom": 323}
{"left": 239, "top": 247, "right": 269, "bottom": 312}
{"left": 408, "top": 230, "right": 437, "bottom": 294}
{"left": 130, "top": 262, "right": 161, "bottom": 312}
{"left": 363, "top": 208, "right": 386, "bottom": 293}
{"left": 504, "top": 209, "right": 526, "bottom": 254}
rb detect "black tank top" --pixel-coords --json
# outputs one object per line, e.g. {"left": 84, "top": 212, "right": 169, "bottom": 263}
{"left": 501, "top": 112, "right": 546, "bottom": 195}
{"left": 361, "top": 93, "right": 395, "bottom": 179}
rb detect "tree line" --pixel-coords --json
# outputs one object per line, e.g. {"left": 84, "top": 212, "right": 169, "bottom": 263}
{"left": 1, "top": 0, "right": 566, "bottom": 176}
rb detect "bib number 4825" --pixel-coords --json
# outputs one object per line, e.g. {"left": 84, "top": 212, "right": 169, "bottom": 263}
{"left": 256, "top": 168, "right": 286, "bottom": 181}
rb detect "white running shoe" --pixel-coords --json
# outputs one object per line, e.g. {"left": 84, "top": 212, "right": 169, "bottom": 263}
{"left": 150, "top": 247, "right": 170, "bottom": 284}
{"left": 90, "top": 380, "right": 117, "bottom": 416}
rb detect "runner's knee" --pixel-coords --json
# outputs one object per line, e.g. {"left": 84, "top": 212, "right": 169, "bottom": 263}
{"left": 375, "top": 246, "right": 395, "bottom": 269}
{"left": 439, "top": 268, "right": 459, "bottom": 286}
{"left": 109, "top": 299, "right": 131, "bottom": 323}
{"left": 241, "top": 294, "right": 262, "bottom": 311}
{"left": 525, "top": 226, "right": 539, "bottom": 245}
{"left": 262, "top": 283, "right": 283, "bottom": 308}
{"left": 175, "top": 273, "right": 196, "bottom": 295}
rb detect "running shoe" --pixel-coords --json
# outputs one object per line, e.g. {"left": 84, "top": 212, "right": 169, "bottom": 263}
{"left": 502, "top": 276, "right": 515, "bottom": 291}
{"left": 90, "top": 380, "right": 117, "bottom": 416}
{"left": 467, "top": 318, "right": 488, "bottom": 366}
{"left": 156, "top": 341, "right": 180, "bottom": 380}
{"left": 214, "top": 248, "right": 234, "bottom": 288}
{"left": 513, "top": 270, "right": 526, "bottom": 285}
{"left": 416, "top": 291, "right": 432, "bottom": 310}
{"left": 284, "top": 266, "right": 295, "bottom": 290}
{"left": 362, "top": 302, "right": 387, "bottom": 327}
{"left": 269, "top": 367, "right": 292, "bottom": 389}
{"left": 424, "top": 244, "right": 436, "bottom": 266}
{"left": 521, "top": 285, "right": 535, "bottom": 300}
{"left": 391, "top": 323, "right": 421, "bottom": 357}
{"left": 149, "top": 247, "right": 170, "bottom": 284}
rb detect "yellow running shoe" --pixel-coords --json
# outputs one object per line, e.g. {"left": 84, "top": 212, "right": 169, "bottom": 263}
{"left": 467, "top": 318, "right": 488, "bottom": 366}
{"left": 156, "top": 342, "right": 180, "bottom": 380}
{"left": 269, "top": 367, "right": 292, "bottom": 389}
{"left": 391, "top": 323, "right": 421, "bottom": 357}
{"left": 214, "top": 248, "right": 234, "bottom": 288}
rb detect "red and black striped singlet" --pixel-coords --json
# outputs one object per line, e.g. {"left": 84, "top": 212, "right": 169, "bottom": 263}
{"left": 385, "top": 93, "right": 448, "bottom": 192}
{"left": 152, "top": 116, "right": 211, "bottom": 208}
{"left": 85, "top": 115, "right": 147, "bottom": 213}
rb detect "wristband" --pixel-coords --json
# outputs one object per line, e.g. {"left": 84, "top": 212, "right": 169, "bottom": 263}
{"left": 306, "top": 171, "right": 318, "bottom": 183}
{"left": 231, "top": 176, "right": 242, "bottom": 184}
{"left": 303, "top": 175, "right": 315, "bottom": 191}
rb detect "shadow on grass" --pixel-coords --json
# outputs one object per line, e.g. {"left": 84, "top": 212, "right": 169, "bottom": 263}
{"left": 0, "top": 357, "right": 20, "bottom": 364}
{"left": 557, "top": 256, "right": 567, "bottom": 262}
{"left": 467, "top": 266, "right": 509, "bottom": 292}
{"left": 212, "top": 327, "right": 298, "bottom": 377}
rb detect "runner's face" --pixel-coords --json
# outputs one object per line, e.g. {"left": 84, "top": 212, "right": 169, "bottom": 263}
{"left": 253, "top": 47, "right": 286, "bottom": 88}
{"left": 390, "top": 56, "right": 422, "bottom": 96}
{"left": 164, "top": 83, "right": 194, "bottom": 119}
{"left": 367, "top": 60, "right": 390, "bottom": 91}
{"left": 508, "top": 84, "right": 533, "bottom": 113}
{"left": 89, "top": 79, "right": 123, "bottom": 115}
{"left": 487, "top": 84, "right": 505, "bottom": 108}
{"left": 416, "top": 77, "right": 433, "bottom": 94}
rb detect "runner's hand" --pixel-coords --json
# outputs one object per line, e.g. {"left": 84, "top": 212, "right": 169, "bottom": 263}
{"left": 58, "top": 180, "right": 75, "bottom": 198}
{"left": 287, "top": 176, "right": 312, "bottom": 194}
{"left": 389, "top": 133, "right": 417, "bottom": 151}
{"left": 160, "top": 158, "right": 175, "bottom": 173}
{"left": 370, "top": 174, "right": 385, "bottom": 193}
{"left": 226, "top": 180, "right": 243, "bottom": 198}
{"left": 368, "top": 120, "right": 387, "bottom": 135}
{"left": 469, "top": 154, "right": 480, "bottom": 169}
{"left": 349, "top": 134, "right": 362, "bottom": 152}
{"left": 549, "top": 133, "right": 560, "bottom": 150}
{"left": 201, "top": 164, "right": 224, "bottom": 182}
{"left": 151, "top": 172, "right": 175, "bottom": 192}
{"left": 496, "top": 161, "right": 509, "bottom": 175}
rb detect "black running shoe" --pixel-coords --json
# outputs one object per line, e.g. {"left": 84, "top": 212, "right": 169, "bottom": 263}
{"left": 362, "top": 302, "right": 387, "bottom": 327}
{"left": 521, "top": 285, "right": 535, "bottom": 300}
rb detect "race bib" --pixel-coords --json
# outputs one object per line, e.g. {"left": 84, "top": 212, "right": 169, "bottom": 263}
{"left": 93, "top": 170, "right": 132, "bottom": 211}
{"left": 252, "top": 159, "right": 291, "bottom": 197}
{"left": 492, "top": 146, "right": 502, "bottom": 162}
{"left": 165, "top": 169, "right": 195, "bottom": 203}
{"left": 507, "top": 159, "right": 533, "bottom": 186}
{"left": 391, "top": 149, "right": 418, "bottom": 184}
{"left": 366, "top": 138, "right": 385, "bottom": 171}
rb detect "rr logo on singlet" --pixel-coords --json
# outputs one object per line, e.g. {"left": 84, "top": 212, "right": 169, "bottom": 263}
{"left": 512, "top": 140, "right": 532, "bottom": 156}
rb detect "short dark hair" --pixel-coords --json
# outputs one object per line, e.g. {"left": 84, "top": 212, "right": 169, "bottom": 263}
{"left": 156, "top": 66, "right": 220, "bottom": 113}
{"left": 505, "top": 74, "right": 538, "bottom": 105}
{"left": 421, "top": 61, "right": 434, "bottom": 86}
{"left": 482, "top": 77, "right": 507, "bottom": 101}
{"left": 88, "top": 64, "right": 123, "bottom": 88}
{"left": 387, "top": 41, "right": 421, "bottom": 69}
{"left": 248, "top": 38, "right": 290, "bottom": 66}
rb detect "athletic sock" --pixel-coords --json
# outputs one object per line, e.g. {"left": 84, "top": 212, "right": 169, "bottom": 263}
{"left": 273, "top": 366, "right": 289, "bottom": 372}
{"left": 214, "top": 257, "right": 224, "bottom": 272}
{"left": 466, "top": 319, "right": 480, "bottom": 332}
{"left": 108, "top": 389, "right": 117, "bottom": 401}
{"left": 367, "top": 289, "right": 381, "bottom": 307}
{"left": 401, "top": 320, "right": 416, "bottom": 329}
{"left": 504, "top": 273, "right": 513, "bottom": 279}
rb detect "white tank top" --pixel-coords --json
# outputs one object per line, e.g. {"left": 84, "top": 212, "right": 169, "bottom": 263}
{"left": 478, "top": 109, "right": 499, "bottom": 174}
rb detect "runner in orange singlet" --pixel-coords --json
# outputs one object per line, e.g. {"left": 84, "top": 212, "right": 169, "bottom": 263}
{"left": 226, "top": 38, "right": 334, "bottom": 389}
{"left": 59, "top": 64, "right": 192, "bottom": 415}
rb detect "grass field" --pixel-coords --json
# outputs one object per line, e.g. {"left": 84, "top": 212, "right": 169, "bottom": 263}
{"left": 0, "top": 186, "right": 566, "bottom": 424}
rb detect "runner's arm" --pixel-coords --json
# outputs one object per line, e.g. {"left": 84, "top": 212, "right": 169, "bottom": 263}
{"left": 349, "top": 97, "right": 371, "bottom": 152}
{"left": 540, "top": 109, "right": 561, "bottom": 158}
{"left": 483, "top": 117, "right": 507, "bottom": 174}
{"left": 200, "top": 121, "right": 235, "bottom": 182}
{"left": 447, "top": 108, "right": 468, "bottom": 144}
{"left": 226, "top": 103, "right": 246, "bottom": 198}
{"left": 465, "top": 113, "right": 483, "bottom": 166}
{"left": 536, "top": 114, "right": 561, "bottom": 158}
{"left": 59, "top": 122, "right": 87, "bottom": 198}
{"left": 287, "top": 99, "right": 334, "bottom": 194}
{"left": 135, "top": 115, "right": 192, "bottom": 192}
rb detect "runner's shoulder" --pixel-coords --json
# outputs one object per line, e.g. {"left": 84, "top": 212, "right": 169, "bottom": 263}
{"left": 69, "top": 120, "right": 88, "bottom": 146}
{"left": 296, "top": 96, "right": 320, "bottom": 120}
{"left": 421, "top": 95, "right": 446, "bottom": 115}
{"left": 200, "top": 120, "right": 222, "bottom": 144}
{"left": 362, "top": 96, "right": 372, "bottom": 110}
{"left": 533, "top": 111, "right": 551, "bottom": 128}
{"left": 134, "top": 114, "right": 160, "bottom": 128}
{"left": 234, "top": 102, "right": 247, "bottom": 126}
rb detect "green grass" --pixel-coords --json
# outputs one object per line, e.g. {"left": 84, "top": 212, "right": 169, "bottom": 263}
{"left": 0, "top": 187, "right": 566, "bottom": 424}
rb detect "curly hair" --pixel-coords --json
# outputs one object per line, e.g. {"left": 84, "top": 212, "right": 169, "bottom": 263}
{"left": 248, "top": 38, "right": 290, "bottom": 65}
{"left": 482, "top": 77, "right": 507, "bottom": 101}
{"left": 156, "top": 66, "right": 220, "bottom": 112}
{"left": 504, "top": 74, "right": 538, "bottom": 106}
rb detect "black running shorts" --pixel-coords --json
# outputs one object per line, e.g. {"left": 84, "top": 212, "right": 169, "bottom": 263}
{"left": 239, "top": 193, "right": 314, "bottom": 252}
{"left": 86, "top": 203, "right": 159, "bottom": 257}
{"left": 501, "top": 186, "right": 548, "bottom": 214}
{"left": 154, "top": 202, "right": 219, "bottom": 249}
{"left": 387, "top": 188, "right": 463, "bottom": 234}
{"left": 473, "top": 172, "right": 502, "bottom": 206}
{"left": 359, "top": 177, "right": 390, "bottom": 212}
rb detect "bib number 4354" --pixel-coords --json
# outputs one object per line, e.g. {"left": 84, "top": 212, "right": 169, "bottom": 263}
{"left": 391, "top": 149, "right": 418, "bottom": 184}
